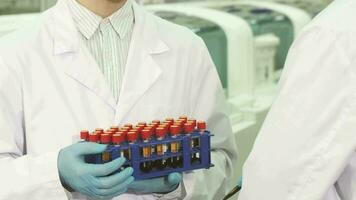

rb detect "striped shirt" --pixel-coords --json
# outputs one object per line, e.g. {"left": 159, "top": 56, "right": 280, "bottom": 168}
{"left": 67, "top": 0, "right": 135, "bottom": 100}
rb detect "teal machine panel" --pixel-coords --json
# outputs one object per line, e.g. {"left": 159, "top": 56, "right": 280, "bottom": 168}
{"left": 214, "top": 4, "right": 294, "bottom": 71}
{"left": 155, "top": 11, "right": 228, "bottom": 88}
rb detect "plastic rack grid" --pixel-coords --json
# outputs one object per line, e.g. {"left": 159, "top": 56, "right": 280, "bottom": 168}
{"left": 82, "top": 118, "right": 214, "bottom": 180}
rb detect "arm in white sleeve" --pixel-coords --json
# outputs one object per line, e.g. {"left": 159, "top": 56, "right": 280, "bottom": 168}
{"left": 182, "top": 37, "right": 238, "bottom": 200}
{"left": 0, "top": 57, "right": 66, "bottom": 199}
{"left": 239, "top": 26, "right": 356, "bottom": 200}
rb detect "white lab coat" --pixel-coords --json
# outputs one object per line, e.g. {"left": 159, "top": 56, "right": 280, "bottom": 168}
{"left": 239, "top": 0, "right": 356, "bottom": 200}
{"left": 0, "top": 0, "right": 238, "bottom": 199}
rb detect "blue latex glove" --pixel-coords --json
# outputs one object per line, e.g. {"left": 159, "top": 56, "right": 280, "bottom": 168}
{"left": 128, "top": 173, "right": 182, "bottom": 194}
{"left": 58, "top": 142, "right": 134, "bottom": 199}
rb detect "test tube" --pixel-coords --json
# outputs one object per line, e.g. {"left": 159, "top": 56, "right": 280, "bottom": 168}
{"left": 112, "top": 133, "right": 127, "bottom": 170}
{"left": 192, "top": 121, "right": 206, "bottom": 148}
{"left": 155, "top": 127, "right": 168, "bottom": 170}
{"left": 80, "top": 130, "right": 89, "bottom": 141}
{"left": 127, "top": 131, "right": 138, "bottom": 161}
{"left": 100, "top": 134, "right": 111, "bottom": 163}
{"left": 144, "top": 126, "right": 156, "bottom": 154}
{"left": 183, "top": 123, "right": 195, "bottom": 148}
{"left": 140, "top": 129, "right": 153, "bottom": 173}
{"left": 87, "top": 132, "right": 100, "bottom": 163}
{"left": 169, "top": 125, "right": 183, "bottom": 168}
{"left": 185, "top": 123, "right": 200, "bottom": 164}
{"left": 112, "top": 133, "right": 125, "bottom": 156}
{"left": 117, "top": 131, "right": 130, "bottom": 164}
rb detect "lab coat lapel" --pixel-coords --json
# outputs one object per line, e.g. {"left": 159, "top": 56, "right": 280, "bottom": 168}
{"left": 49, "top": 0, "right": 116, "bottom": 109}
{"left": 61, "top": 50, "right": 117, "bottom": 109}
{"left": 115, "top": 3, "right": 169, "bottom": 124}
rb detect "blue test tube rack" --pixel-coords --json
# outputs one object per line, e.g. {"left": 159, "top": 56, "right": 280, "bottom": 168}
{"left": 85, "top": 130, "right": 214, "bottom": 180}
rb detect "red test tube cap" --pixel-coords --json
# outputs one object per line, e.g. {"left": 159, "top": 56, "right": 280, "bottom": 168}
{"left": 89, "top": 133, "right": 99, "bottom": 142}
{"left": 144, "top": 126, "right": 154, "bottom": 136}
{"left": 80, "top": 130, "right": 89, "bottom": 140}
{"left": 184, "top": 123, "right": 194, "bottom": 134}
{"left": 161, "top": 124, "right": 170, "bottom": 133}
{"left": 112, "top": 133, "right": 125, "bottom": 144}
{"left": 117, "top": 131, "right": 127, "bottom": 140}
{"left": 141, "top": 129, "right": 151, "bottom": 140}
{"left": 136, "top": 125, "right": 145, "bottom": 132}
{"left": 100, "top": 134, "right": 111, "bottom": 144}
{"left": 197, "top": 121, "right": 207, "bottom": 131}
{"left": 170, "top": 125, "right": 180, "bottom": 136}
{"left": 173, "top": 121, "right": 183, "bottom": 129}
{"left": 127, "top": 131, "right": 138, "bottom": 143}
{"left": 188, "top": 119, "right": 197, "bottom": 127}
{"left": 156, "top": 127, "right": 166, "bottom": 138}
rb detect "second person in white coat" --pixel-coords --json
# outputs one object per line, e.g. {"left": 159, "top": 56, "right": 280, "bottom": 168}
{"left": 239, "top": 0, "right": 356, "bottom": 199}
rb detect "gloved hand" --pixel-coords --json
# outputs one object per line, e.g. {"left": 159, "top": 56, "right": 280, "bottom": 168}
{"left": 58, "top": 142, "right": 134, "bottom": 199}
{"left": 128, "top": 172, "right": 182, "bottom": 194}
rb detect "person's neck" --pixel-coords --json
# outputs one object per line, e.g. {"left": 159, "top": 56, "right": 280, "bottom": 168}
{"left": 76, "top": 0, "right": 128, "bottom": 18}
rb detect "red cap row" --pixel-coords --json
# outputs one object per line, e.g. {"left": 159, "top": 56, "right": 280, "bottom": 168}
{"left": 80, "top": 116, "right": 207, "bottom": 144}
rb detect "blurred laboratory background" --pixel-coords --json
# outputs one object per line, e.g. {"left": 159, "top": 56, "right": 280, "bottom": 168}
{"left": 0, "top": 0, "right": 332, "bottom": 197}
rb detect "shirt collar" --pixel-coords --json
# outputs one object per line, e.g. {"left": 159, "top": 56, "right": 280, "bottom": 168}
{"left": 67, "top": 0, "right": 134, "bottom": 40}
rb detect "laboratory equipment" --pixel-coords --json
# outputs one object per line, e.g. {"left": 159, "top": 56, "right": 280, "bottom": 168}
{"left": 185, "top": 0, "right": 311, "bottom": 79}
{"left": 153, "top": 11, "right": 229, "bottom": 89}
{"left": 213, "top": 4, "right": 292, "bottom": 73}
{"left": 81, "top": 117, "right": 214, "bottom": 180}
{"left": 148, "top": 5, "right": 256, "bottom": 128}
